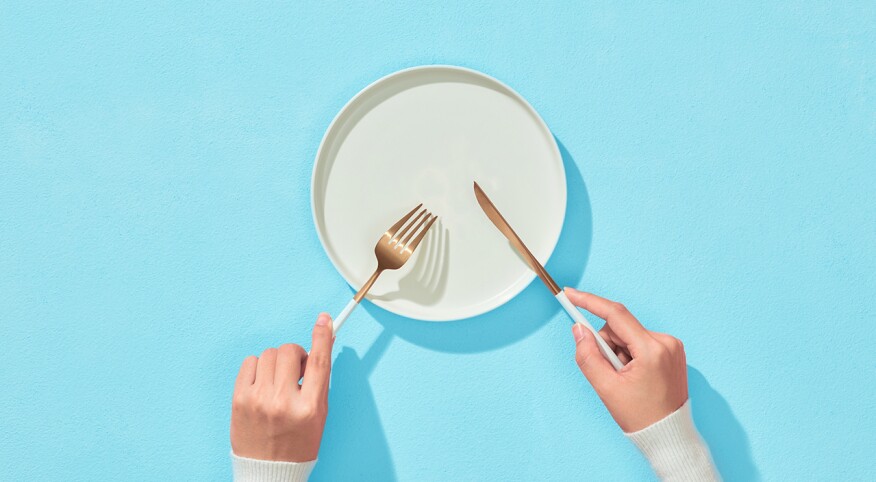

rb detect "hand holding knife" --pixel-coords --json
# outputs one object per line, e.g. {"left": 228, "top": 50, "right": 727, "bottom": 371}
{"left": 473, "top": 182, "right": 625, "bottom": 371}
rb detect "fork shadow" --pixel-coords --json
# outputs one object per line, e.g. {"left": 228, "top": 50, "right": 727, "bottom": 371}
{"left": 315, "top": 138, "right": 590, "bottom": 477}
{"left": 362, "top": 137, "right": 592, "bottom": 353}
{"left": 369, "top": 221, "right": 449, "bottom": 306}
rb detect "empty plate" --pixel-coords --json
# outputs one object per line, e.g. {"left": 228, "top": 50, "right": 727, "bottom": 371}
{"left": 311, "top": 65, "right": 565, "bottom": 321}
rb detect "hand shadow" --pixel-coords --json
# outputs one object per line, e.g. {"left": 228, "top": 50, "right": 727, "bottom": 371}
{"left": 310, "top": 331, "right": 397, "bottom": 481}
{"left": 362, "top": 137, "right": 592, "bottom": 353}
{"left": 688, "top": 366, "right": 760, "bottom": 481}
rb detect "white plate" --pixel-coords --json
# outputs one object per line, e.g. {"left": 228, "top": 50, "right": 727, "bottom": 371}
{"left": 311, "top": 65, "right": 566, "bottom": 321}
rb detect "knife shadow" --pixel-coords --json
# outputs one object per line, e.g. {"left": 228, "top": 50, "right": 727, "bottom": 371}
{"left": 361, "top": 137, "right": 593, "bottom": 354}
{"left": 368, "top": 221, "right": 449, "bottom": 306}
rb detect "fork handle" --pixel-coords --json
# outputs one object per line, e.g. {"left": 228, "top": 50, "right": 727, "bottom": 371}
{"left": 333, "top": 298, "right": 357, "bottom": 335}
{"left": 335, "top": 269, "right": 383, "bottom": 335}
{"left": 354, "top": 269, "right": 383, "bottom": 303}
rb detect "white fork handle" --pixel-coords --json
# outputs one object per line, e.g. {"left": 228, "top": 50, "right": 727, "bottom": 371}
{"left": 332, "top": 298, "right": 357, "bottom": 335}
{"left": 556, "top": 291, "right": 625, "bottom": 371}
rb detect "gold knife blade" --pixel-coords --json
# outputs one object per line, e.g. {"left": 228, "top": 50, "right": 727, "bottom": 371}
{"left": 473, "top": 181, "right": 561, "bottom": 295}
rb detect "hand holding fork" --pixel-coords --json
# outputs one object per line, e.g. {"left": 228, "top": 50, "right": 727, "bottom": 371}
{"left": 332, "top": 204, "right": 438, "bottom": 334}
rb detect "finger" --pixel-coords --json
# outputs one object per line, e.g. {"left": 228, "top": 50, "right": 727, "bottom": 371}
{"left": 598, "top": 325, "right": 619, "bottom": 351}
{"left": 651, "top": 332, "right": 685, "bottom": 358}
{"left": 235, "top": 355, "right": 258, "bottom": 390}
{"left": 600, "top": 324, "right": 625, "bottom": 348}
{"left": 275, "top": 343, "right": 307, "bottom": 387}
{"left": 255, "top": 347, "right": 277, "bottom": 386}
{"left": 302, "top": 313, "right": 334, "bottom": 401}
{"left": 600, "top": 325, "right": 633, "bottom": 360}
{"left": 565, "top": 288, "right": 650, "bottom": 346}
{"left": 572, "top": 324, "right": 618, "bottom": 392}
{"left": 650, "top": 332, "right": 675, "bottom": 350}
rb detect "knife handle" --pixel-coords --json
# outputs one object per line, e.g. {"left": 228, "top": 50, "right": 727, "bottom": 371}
{"left": 555, "top": 292, "right": 625, "bottom": 371}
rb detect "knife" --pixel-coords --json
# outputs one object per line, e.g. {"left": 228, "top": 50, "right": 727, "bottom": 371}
{"left": 473, "top": 181, "right": 625, "bottom": 371}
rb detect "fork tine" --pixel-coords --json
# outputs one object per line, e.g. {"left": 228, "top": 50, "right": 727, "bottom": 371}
{"left": 385, "top": 203, "right": 422, "bottom": 239}
{"left": 392, "top": 209, "right": 426, "bottom": 245}
{"left": 399, "top": 211, "right": 430, "bottom": 248}
{"left": 401, "top": 213, "right": 436, "bottom": 251}
{"left": 404, "top": 215, "right": 437, "bottom": 253}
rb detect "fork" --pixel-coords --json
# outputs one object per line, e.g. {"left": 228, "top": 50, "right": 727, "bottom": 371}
{"left": 333, "top": 204, "right": 438, "bottom": 334}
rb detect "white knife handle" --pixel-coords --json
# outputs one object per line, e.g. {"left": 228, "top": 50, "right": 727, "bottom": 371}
{"left": 555, "top": 291, "right": 625, "bottom": 371}
{"left": 332, "top": 298, "right": 357, "bottom": 335}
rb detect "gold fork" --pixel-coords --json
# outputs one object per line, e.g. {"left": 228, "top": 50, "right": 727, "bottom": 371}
{"left": 333, "top": 204, "right": 438, "bottom": 333}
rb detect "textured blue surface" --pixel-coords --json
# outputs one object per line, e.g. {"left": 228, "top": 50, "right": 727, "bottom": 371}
{"left": 2, "top": 2, "right": 875, "bottom": 481}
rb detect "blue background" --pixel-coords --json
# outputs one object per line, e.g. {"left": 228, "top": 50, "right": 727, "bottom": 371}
{"left": 2, "top": 2, "right": 874, "bottom": 481}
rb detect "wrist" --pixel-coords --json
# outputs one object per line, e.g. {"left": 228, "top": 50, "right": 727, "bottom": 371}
{"left": 625, "top": 400, "right": 719, "bottom": 481}
{"left": 231, "top": 451, "right": 316, "bottom": 482}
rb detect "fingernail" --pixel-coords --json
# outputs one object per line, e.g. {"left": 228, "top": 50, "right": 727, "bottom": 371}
{"left": 572, "top": 323, "right": 586, "bottom": 343}
{"left": 316, "top": 313, "right": 330, "bottom": 326}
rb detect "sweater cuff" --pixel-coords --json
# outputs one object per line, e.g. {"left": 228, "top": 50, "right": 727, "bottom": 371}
{"left": 231, "top": 452, "right": 316, "bottom": 482}
{"left": 625, "top": 400, "right": 720, "bottom": 481}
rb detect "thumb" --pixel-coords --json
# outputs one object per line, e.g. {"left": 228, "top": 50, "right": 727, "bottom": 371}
{"left": 572, "top": 323, "right": 616, "bottom": 392}
{"left": 302, "top": 313, "right": 334, "bottom": 400}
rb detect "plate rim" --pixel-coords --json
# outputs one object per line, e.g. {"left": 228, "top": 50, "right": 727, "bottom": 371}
{"left": 310, "top": 64, "right": 566, "bottom": 321}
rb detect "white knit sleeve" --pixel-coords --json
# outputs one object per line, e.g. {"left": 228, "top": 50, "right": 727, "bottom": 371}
{"left": 231, "top": 452, "right": 316, "bottom": 482}
{"left": 625, "top": 400, "right": 720, "bottom": 481}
